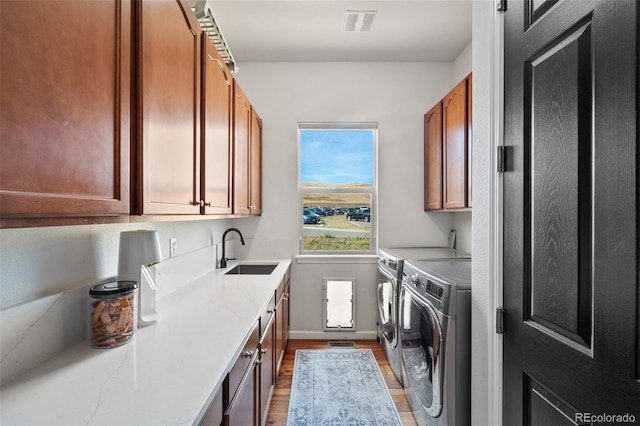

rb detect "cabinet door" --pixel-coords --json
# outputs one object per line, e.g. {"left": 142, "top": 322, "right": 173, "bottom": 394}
{"left": 249, "top": 108, "right": 262, "bottom": 215}
{"left": 202, "top": 37, "right": 233, "bottom": 214}
{"left": 258, "top": 318, "right": 275, "bottom": 426}
{"left": 467, "top": 73, "right": 473, "bottom": 207}
{"left": 443, "top": 79, "right": 468, "bottom": 209}
{"left": 0, "top": 0, "right": 130, "bottom": 225}
{"left": 424, "top": 102, "right": 443, "bottom": 211}
{"left": 224, "top": 357, "right": 258, "bottom": 426}
{"left": 136, "top": 0, "right": 201, "bottom": 214}
{"left": 282, "top": 280, "right": 290, "bottom": 354}
{"left": 275, "top": 279, "right": 290, "bottom": 373}
{"left": 233, "top": 82, "right": 251, "bottom": 215}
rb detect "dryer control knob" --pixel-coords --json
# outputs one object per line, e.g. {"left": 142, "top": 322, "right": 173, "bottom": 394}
{"left": 410, "top": 274, "right": 419, "bottom": 286}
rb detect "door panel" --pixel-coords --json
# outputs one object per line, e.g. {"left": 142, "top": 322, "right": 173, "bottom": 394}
{"left": 527, "top": 20, "right": 593, "bottom": 349}
{"left": 139, "top": 0, "right": 200, "bottom": 214}
{"left": 443, "top": 80, "right": 468, "bottom": 209}
{"left": 503, "top": 0, "right": 639, "bottom": 424}
{"left": 202, "top": 37, "right": 233, "bottom": 214}
{"left": 424, "top": 102, "right": 443, "bottom": 211}
{"left": 233, "top": 82, "right": 251, "bottom": 215}
{"left": 0, "top": 0, "right": 130, "bottom": 218}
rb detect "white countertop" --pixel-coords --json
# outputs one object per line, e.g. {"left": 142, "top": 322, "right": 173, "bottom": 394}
{"left": 0, "top": 259, "right": 292, "bottom": 425}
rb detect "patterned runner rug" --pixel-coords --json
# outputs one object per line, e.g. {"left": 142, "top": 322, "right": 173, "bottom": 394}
{"left": 286, "top": 349, "right": 403, "bottom": 425}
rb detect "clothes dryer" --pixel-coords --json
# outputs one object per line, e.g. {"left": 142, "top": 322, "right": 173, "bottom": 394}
{"left": 399, "top": 259, "right": 471, "bottom": 426}
{"left": 376, "top": 248, "right": 469, "bottom": 385}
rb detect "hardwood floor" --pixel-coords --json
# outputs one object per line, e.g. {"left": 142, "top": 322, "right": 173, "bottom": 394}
{"left": 266, "top": 339, "right": 418, "bottom": 425}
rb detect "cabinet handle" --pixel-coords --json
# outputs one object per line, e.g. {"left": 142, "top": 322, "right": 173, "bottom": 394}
{"left": 208, "top": 55, "right": 232, "bottom": 86}
{"left": 261, "top": 348, "right": 267, "bottom": 354}
{"left": 255, "top": 359, "right": 263, "bottom": 365}
{"left": 203, "top": 201, "right": 212, "bottom": 207}
{"left": 241, "top": 350, "right": 253, "bottom": 357}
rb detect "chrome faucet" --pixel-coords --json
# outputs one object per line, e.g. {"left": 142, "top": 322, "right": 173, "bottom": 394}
{"left": 220, "top": 228, "right": 245, "bottom": 268}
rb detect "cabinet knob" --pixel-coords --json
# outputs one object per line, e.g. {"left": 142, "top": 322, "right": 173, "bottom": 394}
{"left": 261, "top": 348, "right": 267, "bottom": 354}
{"left": 267, "top": 309, "right": 274, "bottom": 314}
{"left": 241, "top": 350, "right": 253, "bottom": 357}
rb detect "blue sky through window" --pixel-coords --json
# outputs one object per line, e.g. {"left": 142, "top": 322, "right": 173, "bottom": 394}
{"left": 300, "top": 129, "right": 374, "bottom": 185}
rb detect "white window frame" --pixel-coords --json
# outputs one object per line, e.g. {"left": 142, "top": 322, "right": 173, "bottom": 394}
{"left": 297, "top": 122, "right": 378, "bottom": 256}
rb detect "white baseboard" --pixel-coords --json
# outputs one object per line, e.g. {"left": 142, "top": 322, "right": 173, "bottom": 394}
{"left": 289, "top": 330, "right": 378, "bottom": 340}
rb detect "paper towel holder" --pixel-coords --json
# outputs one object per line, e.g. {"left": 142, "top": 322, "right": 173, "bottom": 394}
{"left": 117, "top": 230, "right": 163, "bottom": 326}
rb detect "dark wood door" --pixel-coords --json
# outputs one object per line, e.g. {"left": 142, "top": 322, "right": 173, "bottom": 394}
{"left": 443, "top": 79, "right": 468, "bottom": 209}
{"left": 202, "top": 36, "right": 233, "bottom": 215}
{"left": 136, "top": 0, "right": 201, "bottom": 214}
{"left": 503, "top": 0, "right": 639, "bottom": 424}
{"left": 0, "top": 0, "right": 131, "bottom": 225}
{"left": 424, "top": 102, "right": 443, "bottom": 211}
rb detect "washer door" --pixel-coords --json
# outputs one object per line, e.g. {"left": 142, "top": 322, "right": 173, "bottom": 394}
{"left": 400, "top": 286, "right": 444, "bottom": 418}
{"left": 377, "top": 266, "right": 398, "bottom": 346}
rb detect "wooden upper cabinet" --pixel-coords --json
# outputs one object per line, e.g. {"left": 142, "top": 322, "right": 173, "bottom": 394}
{"left": 467, "top": 73, "right": 473, "bottom": 208}
{"left": 233, "top": 81, "right": 252, "bottom": 215}
{"left": 443, "top": 78, "right": 468, "bottom": 209}
{"left": 424, "top": 102, "right": 444, "bottom": 211}
{"left": 135, "top": 0, "right": 201, "bottom": 215}
{"left": 249, "top": 108, "right": 262, "bottom": 215}
{"left": 201, "top": 37, "right": 233, "bottom": 215}
{"left": 0, "top": 0, "right": 131, "bottom": 226}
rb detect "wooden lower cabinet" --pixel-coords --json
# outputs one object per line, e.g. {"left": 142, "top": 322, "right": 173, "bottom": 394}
{"left": 275, "top": 278, "right": 291, "bottom": 372}
{"left": 224, "top": 359, "right": 258, "bottom": 426}
{"left": 258, "top": 315, "right": 275, "bottom": 426}
{"left": 224, "top": 323, "right": 259, "bottom": 426}
{"left": 224, "top": 273, "right": 290, "bottom": 426}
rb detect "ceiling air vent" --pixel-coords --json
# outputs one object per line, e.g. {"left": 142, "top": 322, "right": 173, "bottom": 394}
{"left": 344, "top": 10, "right": 377, "bottom": 32}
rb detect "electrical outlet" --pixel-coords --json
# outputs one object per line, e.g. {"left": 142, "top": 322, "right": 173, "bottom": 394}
{"left": 170, "top": 237, "right": 177, "bottom": 257}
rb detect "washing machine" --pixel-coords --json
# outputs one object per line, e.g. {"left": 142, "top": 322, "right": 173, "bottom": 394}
{"left": 376, "top": 248, "right": 469, "bottom": 385}
{"left": 399, "top": 259, "right": 471, "bottom": 426}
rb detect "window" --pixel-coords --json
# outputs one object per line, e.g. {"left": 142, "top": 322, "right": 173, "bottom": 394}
{"left": 298, "top": 123, "right": 377, "bottom": 254}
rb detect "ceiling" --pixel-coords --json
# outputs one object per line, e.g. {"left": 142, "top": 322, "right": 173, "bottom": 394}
{"left": 206, "top": 1, "right": 473, "bottom": 63}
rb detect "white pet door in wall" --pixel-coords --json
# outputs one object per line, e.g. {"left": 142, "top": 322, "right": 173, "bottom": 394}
{"left": 323, "top": 278, "right": 355, "bottom": 331}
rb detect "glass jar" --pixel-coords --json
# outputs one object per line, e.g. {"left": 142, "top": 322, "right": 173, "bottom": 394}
{"left": 89, "top": 281, "right": 138, "bottom": 348}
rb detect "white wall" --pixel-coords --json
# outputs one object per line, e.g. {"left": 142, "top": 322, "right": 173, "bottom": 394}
{"left": 234, "top": 62, "right": 458, "bottom": 338}
{"left": 452, "top": 41, "right": 474, "bottom": 254}
{"left": 0, "top": 220, "right": 238, "bottom": 309}
{"left": 471, "top": 1, "right": 500, "bottom": 425}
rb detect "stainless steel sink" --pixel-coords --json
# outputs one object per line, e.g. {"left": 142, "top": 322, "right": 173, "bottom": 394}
{"left": 224, "top": 264, "right": 278, "bottom": 275}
